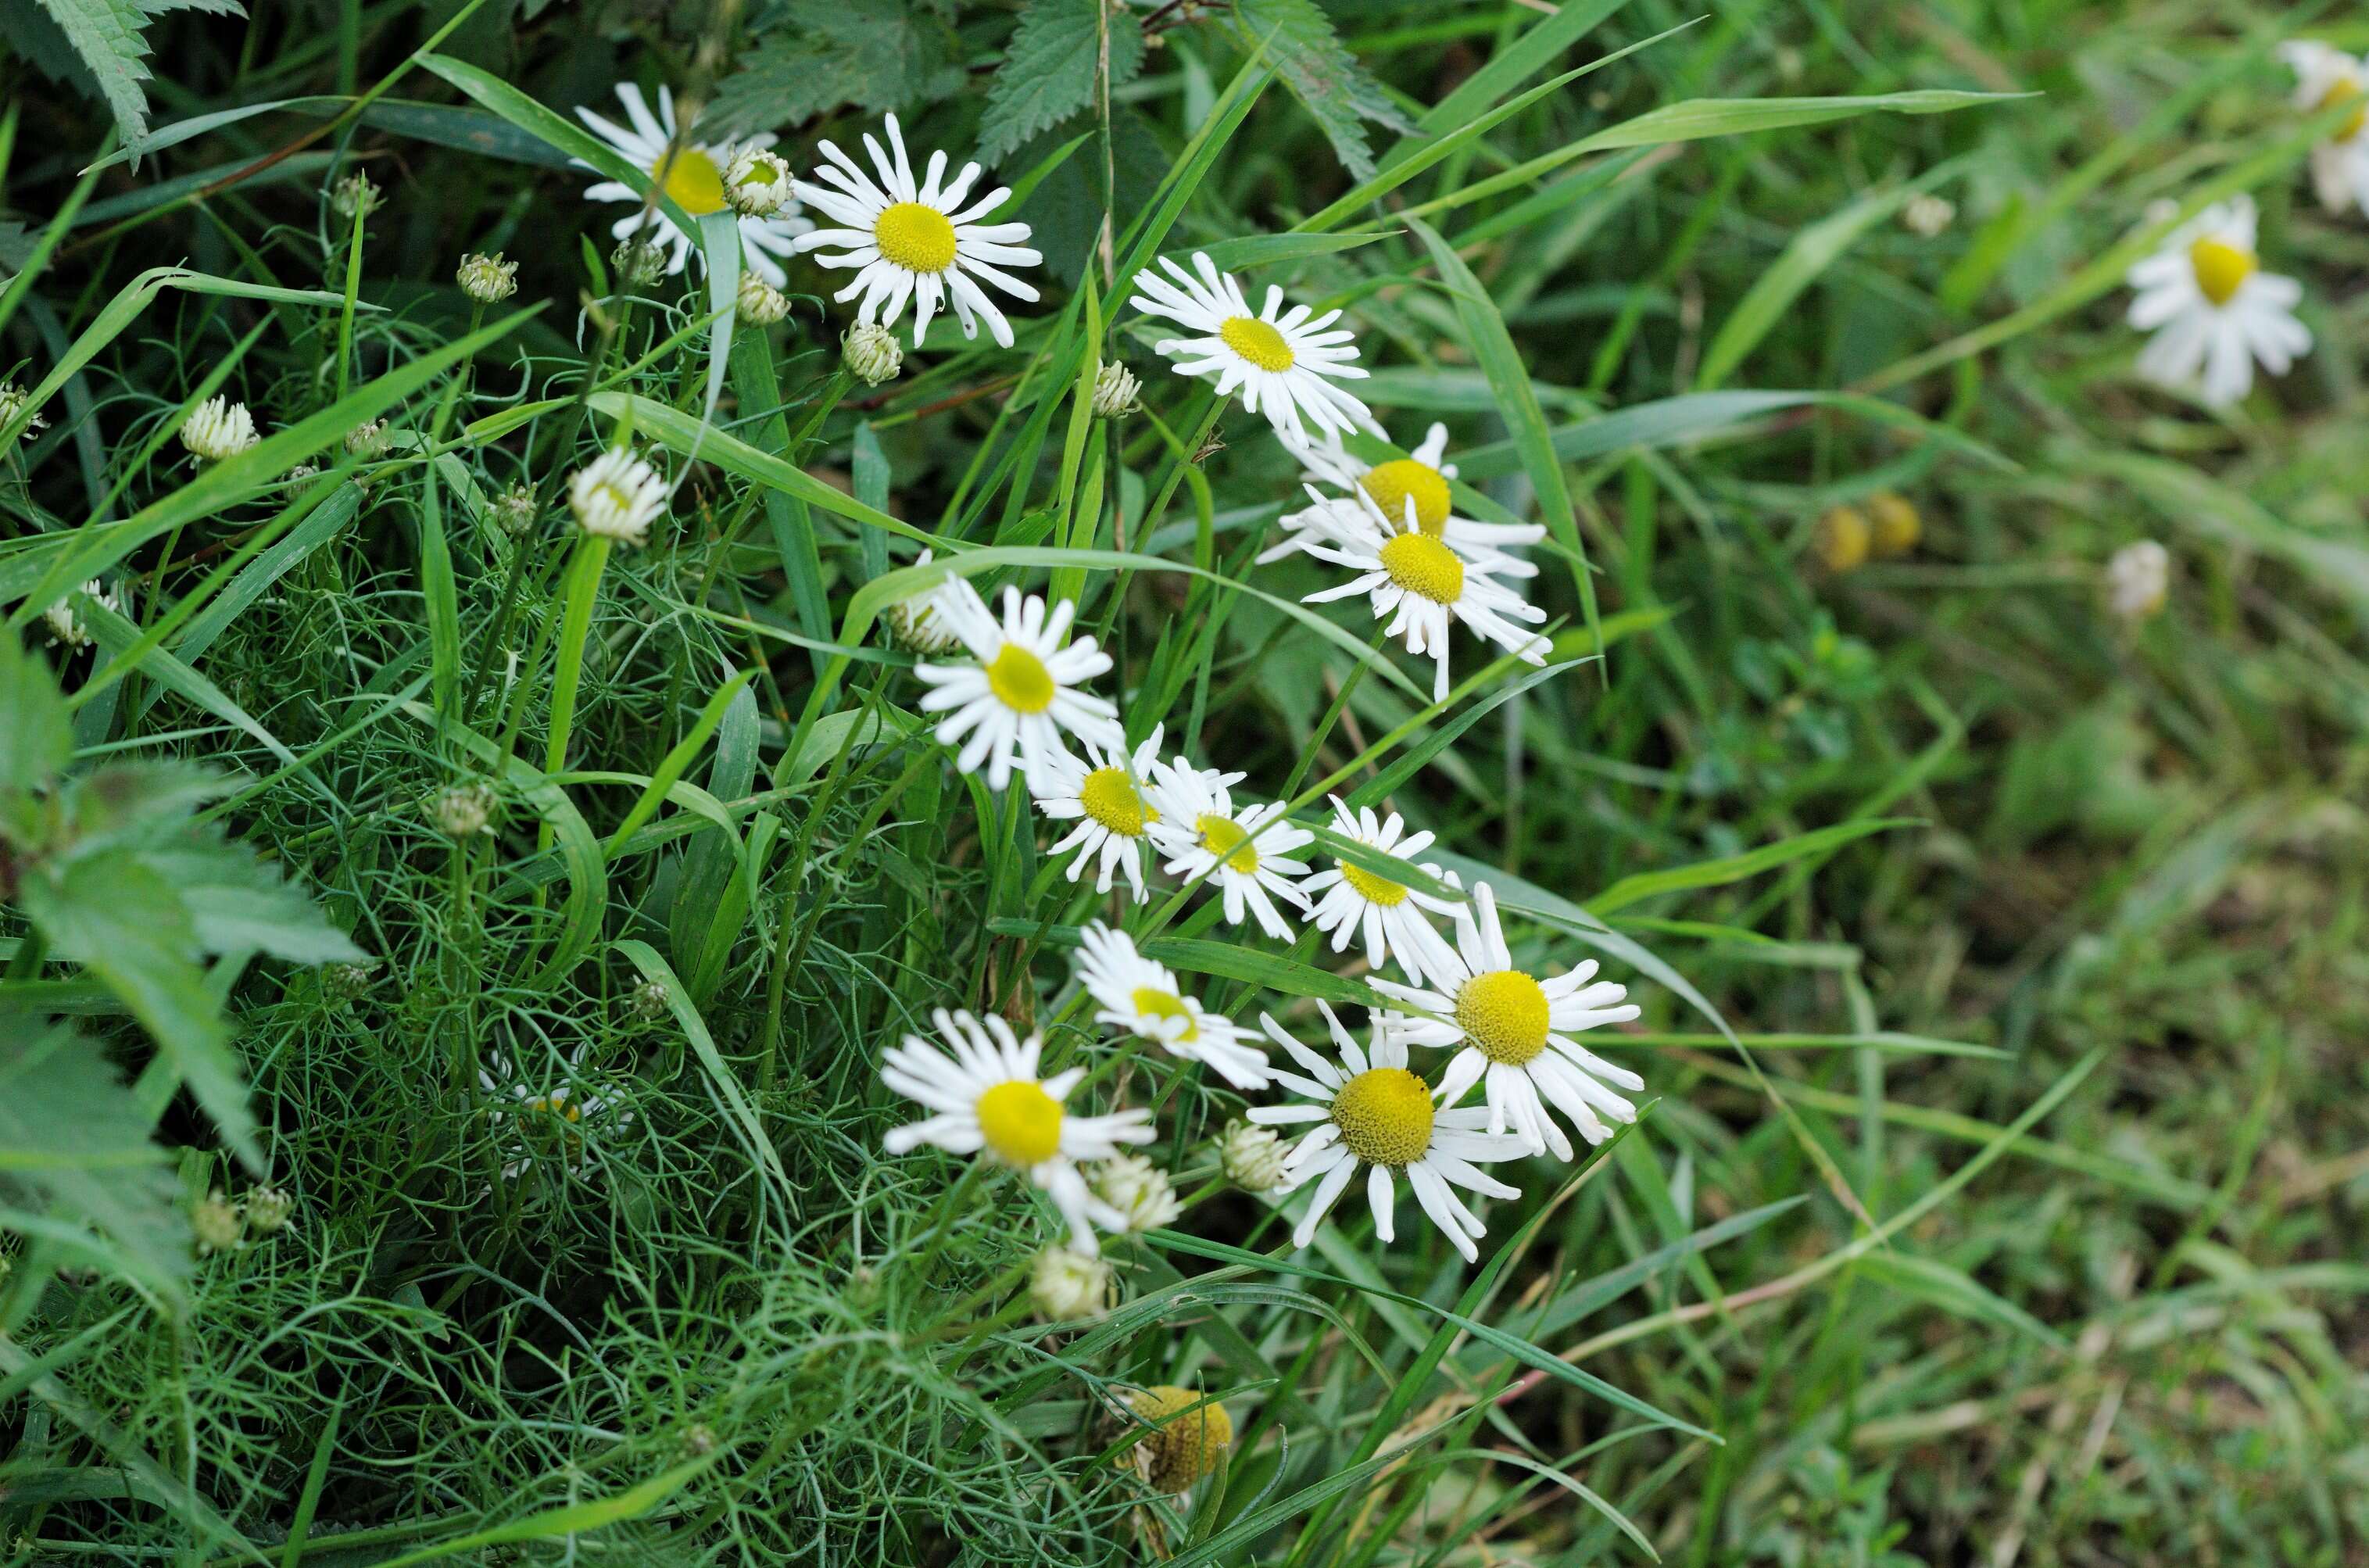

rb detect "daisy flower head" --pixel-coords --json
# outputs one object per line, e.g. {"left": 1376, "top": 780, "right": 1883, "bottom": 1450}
{"left": 567, "top": 446, "right": 668, "bottom": 546}
{"left": 1245, "top": 1003, "right": 1527, "bottom": 1262}
{"left": 1129, "top": 252, "right": 1375, "bottom": 445}
{"left": 1074, "top": 921, "right": 1269, "bottom": 1088}
{"left": 881, "top": 1008, "right": 1153, "bottom": 1254}
{"left": 1037, "top": 728, "right": 1166, "bottom": 901}
{"left": 793, "top": 114, "right": 1043, "bottom": 347}
{"left": 1299, "top": 484, "right": 1551, "bottom": 702}
{"left": 180, "top": 396, "right": 258, "bottom": 464}
{"left": 1145, "top": 759, "right": 1312, "bottom": 941}
{"left": 2283, "top": 41, "right": 2369, "bottom": 213}
{"left": 574, "top": 83, "right": 811, "bottom": 285}
{"left": 1262, "top": 423, "right": 1544, "bottom": 565}
{"left": 2124, "top": 196, "right": 2310, "bottom": 408}
{"left": 1298, "top": 797, "right": 1464, "bottom": 989}
{"left": 478, "top": 1047, "right": 633, "bottom": 1181}
{"left": 1370, "top": 882, "right": 1643, "bottom": 1161}
{"left": 912, "top": 579, "right": 1123, "bottom": 793}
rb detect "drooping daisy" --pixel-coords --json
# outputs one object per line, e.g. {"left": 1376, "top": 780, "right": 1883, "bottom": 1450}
{"left": 882, "top": 1008, "right": 1152, "bottom": 1254}
{"left": 567, "top": 446, "right": 668, "bottom": 546}
{"left": 2283, "top": 41, "right": 2369, "bottom": 214}
{"left": 1297, "top": 797, "right": 1464, "bottom": 988}
{"left": 1145, "top": 759, "right": 1312, "bottom": 941}
{"left": 2125, "top": 197, "right": 2310, "bottom": 408}
{"left": 574, "top": 83, "right": 811, "bottom": 285}
{"left": 913, "top": 580, "right": 1124, "bottom": 793}
{"left": 1262, "top": 424, "right": 1544, "bottom": 565}
{"left": 1370, "top": 882, "right": 1644, "bottom": 1162}
{"left": 1073, "top": 921, "right": 1269, "bottom": 1088}
{"left": 1038, "top": 727, "right": 1166, "bottom": 901}
{"left": 478, "top": 1047, "right": 632, "bottom": 1180}
{"left": 882, "top": 547, "right": 965, "bottom": 656}
{"left": 1245, "top": 1004, "right": 1528, "bottom": 1262}
{"left": 1129, "top": 252, "right": 1375, "bottom": 444}
{"left": 793, "top": 114, "right": 1043, "bottom": 347}
{"left": 1299, "top": 487, "right": 1551, "bottom": 702}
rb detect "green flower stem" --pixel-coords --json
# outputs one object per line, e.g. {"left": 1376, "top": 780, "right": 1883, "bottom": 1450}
{"left": 539, "top": 532, "right": 612, "bottom": 843}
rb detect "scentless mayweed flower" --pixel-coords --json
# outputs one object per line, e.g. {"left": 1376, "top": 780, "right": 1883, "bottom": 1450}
{"left": 0, "top": 381, "right": 45, "bottom": 439}
{"left": 567, "top": 446, "right": 668, "bottom": 546}
{"left": 882, "top": 548, "right": 964, "bottom": 654}
{"left": 1037, "top": 728, "right": 1166, "bottom": 900}
{"left": 434, "top": 781, "right": 497, "bottom": 839}
{"left": 737, "top": 273, "right": 792, "bottom": 326}
{"left": 575, "top": 84, "right": 810, "bottom": 282}
{"left": 1217, "top": 1119, "right": 1289, "bottom": 1193}
{"left": 456, "top": 252, "right": 518, "bottom": 303}
{"left": 1813, "top": 504, "right": 1870, "bottom": 573}
{"left": 2106, "top": 540, "right": 2171, "bottom": 622}
{"left": 612, "top": 238, "right": 667, "bottom": 288}
{"left": 1247, "top": 1003, "right": 1529, "bottom": 1262}
{"left": 1266, "top": 423, "right": 1544, "bottom": 564}
{"left": 2126, "top": 196, "right": 2310, "bottom": 407}
{"left": 1029, "top": 1244, "right": 1111, "bottom": 1322}
{"left": 1092, "top": 1154, "right": 1183, "bottom": 1235}
{"left": 1074, "top": 922, "right": 1271, "bottom": 1088}
{"left": 881, "top": 1008, "right": 1151, "bottom": 1255}
{"left": 1297, "top": 797, "right": 1464, "bottom": 987}
{"left": 491, "top": 481, "right": 538, "bottom": 535}
{"left": 1121, "top": 1387, "right": 1233, "bottom": 1495}
{"left": 1090, "top": 362, "right": 1141, "bottom": 419}
{"left": 331, "top": 171, "right": 383, "bottom": 220}
{"left": 1130, "top": 252, "right": 1374, "bottom": 443}
{"left": 1146, "top": 757, "right": 1314, "bottom": 940}
{"left": 2283, "top": 41, "right": 2369, "bottom": 213}
{"left": 793, "top": 113, "right": 1043, "bottom": 346}
{"left": 913, "top": 581, "right": 1123, "bottom": 793}
{"left": 480, "top": 1048, "right": 630, "bottom": 1180}
{"left": 243, "top": 1186, "right": 295, "bottom": 1236}
{"left": 723, "top": 146, "right": 794, "bottom": 217}
{"left": 41, "top": 580, "right": 117, "bottom": 650}
{"left": 345, "top": 420, "right": 390, "bottom": 460}
{"left": 1865, "top": 492, "right": 1921, "bottom": 559}
{"left": 1372, "top": 881, "right": 1645, "bottom": 1160}
{"left": 181, "top": 396, "right": 259, "bottom": 463}
{"left": 191, "top": 1192, "right": 242, "bottom": 1255}
{"left": 842, "top": 320, "right": 904, "bottom": 385}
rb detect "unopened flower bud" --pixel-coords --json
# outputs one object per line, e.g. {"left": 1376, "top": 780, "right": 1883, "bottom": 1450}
{"left": 2106, "top": 540, "right": 2170, "bottom": 623}
{"left": 434, "top": 781, "right": 497, "bottom": 839}
{"left": 1812, "top": 505, "right": 1870, "bottom": 574}
{"left": 245, "top": 1186, "right": 295, "bottom": 1235}
{"left": 737, "top": 273, "right": 791, "bottom": 326}
{"left": 842, "top": 321, "right": 903, "bottom": 386}
{"left": 1030, "top": 1244, "right": 1111, "bottom": 1322}
{"left": 613, "top": 238, "right": 667, "bottom": 288}
{"left": 1094, "top": 1155, "right": 1180, "bottom": 1234}
{"left": 331, "top": 172, "right": 383, "bottom": 221}
{"left": 724, "top": 148, "right": 794, "bottom": 218}
{"left": 192, "top": 1191, "right": 242, "bottom": 1255}
{"left": 457, "top": 251, "right": 519, "bottom": 304}
{"left": 1091, "top": 362, "right": 1142, "bottom": 419}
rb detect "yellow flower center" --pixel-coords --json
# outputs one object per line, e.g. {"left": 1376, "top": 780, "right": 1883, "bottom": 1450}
{"left": 2187, "top": 237, "right": 2256, "bottom": 308}
{"left": 1125, "top": 1387, "right": 1234, "bottom": 1492}
{"left": 1129, "top": 987, "right": 1199, "bottom": 1042}
{"left": 874, "top": 202, "right": 959, "bottom": 274}
{"left": 1359, "top": 459, "right": 1453, "bottom": 535}
{"left": 523, "top": 1094, "right": 585, "bottom": 1123}
{"left": 1196, "top": 814, "right": 1258, "bottom": 875}
{"left": 1378, "top": 532, "right": 1465, "bottom": 604}
{"left": 1339, "top": 857, "right": 1409, "bottom": 908}
{"left": 985, "top": 643, "right": 1056, "bottom": 713}
{"left": 1814, "top": 505, "right": 1870, "bottom": 573}
{"left": 1330, "top": 1067, "right": 1434, "bottom": 1167}
{"left": 1218, "top": 316, "right": 1295, "bottom": 373}
{"left": 650, "top": 148, "right": 728, "bottom": 216}
{"left": 1079, "top": 767, "right": 1154, "bottom": 836}
{"left": 1866, "top": 492, "right": 1921, "bottom": 558}
{"left": 976, "top": 1079, "right": 1064, "bottom": 1166}
{"left": 2321, "top": 77, "right": 2369, "bottom": 142}
{"left": 1457, "top": 969, "right": 1551, "bottom": 1065}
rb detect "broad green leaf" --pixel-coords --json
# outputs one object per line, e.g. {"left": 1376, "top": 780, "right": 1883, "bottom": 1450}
{"left": 702, "top": 0, "right": 965, "bottom": 140}
{"left": 1231, "top": 0, "right": 1406, "bottom": 180}
{"left": 30, "top": 0, "right": 245, "bottom": 146}
{"left": 135, "top": 831, "right": 364, "bottom": 965}
{"left": 978, "top": 0, "right": 1147, "bottom": 162}
{"left": 0, "top": 632, "right": 71, "bottom": 793}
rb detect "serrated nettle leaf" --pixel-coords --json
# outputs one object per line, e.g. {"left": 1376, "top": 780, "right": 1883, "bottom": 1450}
{"left": 0, "top": 632, "right": 73, "bottom": 794}
{"left": 704, "top": 0, "right": 968, "bottom": 141}
{"left": 979, "top": 0, "right": 1148, "bottom": 163}
{"left": 30, "top": 0, "right": 247, "bottom": 145}
{"left": 136, "top": 831, "right": 364, "bottom": 965}
{"left": 1230, "top": 0, "right": 1408, "bottom": 181}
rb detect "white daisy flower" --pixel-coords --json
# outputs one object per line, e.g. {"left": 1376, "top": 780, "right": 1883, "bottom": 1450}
{"left": 792, "top": 113, "right": 1043, "bottom": 347}
{"left": 1037, "top": 727, "right": 1166, "bottom": 901}
{"left": 882, "top": 1008, "right": 1153, "bottom": 1255}
{"left": 574, "top": 83, "right": 811, "bottom": 286}
{"left": 2283, "top": 41, "right": 2369, "bottom": 214}
{"left": 1244, "top": 1003, "right": 1528, "bottom": 1262}
{"left": 1370, "top": 882, "right": 1644, "bottom": 1162}
{"left": 1030, "top": 1244, "right": 1111, "bottom": 1321}
{"left": 1073, "top": 920, "right": 1270, "bottom": 1088}
{"left": 1297, "top": 797, "right": 1465, "bottom": 989}
{"left": 1093, "top": 1154, "right": 1183, "bottom": 1235}
{"left": 478, "top": 1047, "right": 632, "bottom": 1180}
{"left": 2125, "top": 196, "right": 2310, "bottom": 408}
{"left": 883, "top": 546, "right": 966, "bottom": 656}
{"left": 1262, "top": 424, "right": 1544, "bottom": 565}
{"left": 1144, "top": 759, "right": 1312, "bottom": 941}
{"left": 41, "top": 579, "right": 119, "bottom": 650}
{"left": 1298, "top": 485, "right": 1550, "bottom": 702}
{"left": 1129, "top": 252, "right": 1375, "bottom": 444}
{"left": 2106, "top": 539, "right": 2170, "bottom": 623}
{"left": 567, "top": 446, "right": 668, "bottom": 546}
{"left": 914, "top": 580, "right": 1123, "bottom": 793}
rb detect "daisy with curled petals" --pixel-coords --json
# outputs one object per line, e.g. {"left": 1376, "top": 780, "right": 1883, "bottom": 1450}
{"left": 1038, "top": 726, "right": 1166, "bottom": 901}
{"left": 1300, "top": 488, "right": 1551, "bottom": 702}
{"left": 1245, "top": 1004, "right": 1527, "bottom": 1262}
{"left": 1370, "top": 882, "right": 1644, "bottom": 1162}
{"left": 2125, "top": 197, "right": 2310, "bottom": 408}
{"left": 2283, "top": 41, "right": 2369, "bottom": 215}
{"left": 1298, "top": 797, "right": 1465, "bottom": 989}
{"left": 914, "top": 579, "right": 1124, "bottom": 793}
{"left": 1129, "top": 252, "right": 1375, "bottom": 444}
{"left": 1261, "top": 424, "right": 1545, "bottom": 565}
{"left": 793, "top": 114, "right": 1042, "bottom": 347}
{"left": 1145, "top": 758, "right": 1312, "bottom": 941}
{"left": 1074, "top": 922, "right": 1270, "bottom": 1089}
{"left": 478, "top": 1046, "right": 633, "bottom": 1182}
{"left": 574, "top": 84, "right": 811, "bottom": 285}
{"left": 882, "top": 1008, "right": 1152, "bottom": 1255}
